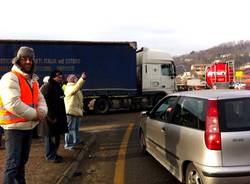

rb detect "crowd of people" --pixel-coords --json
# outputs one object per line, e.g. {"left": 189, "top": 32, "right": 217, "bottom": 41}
{"left": 0, "top": 46, "right": 87, "bottom": 183}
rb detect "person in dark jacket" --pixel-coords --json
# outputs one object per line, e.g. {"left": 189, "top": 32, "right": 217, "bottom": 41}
{"left": 38, "top": 76, "right": 50, "bottom": 137}
{"left": 0, "top": 126, "right": 4, "bottom": 149}
{"left": 42, "top": 70, "right": 68, "bottom": 163}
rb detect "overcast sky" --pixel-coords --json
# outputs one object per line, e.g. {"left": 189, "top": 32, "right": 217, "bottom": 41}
{"left": 0, "top": 0, "right": 250, "bottom": 56}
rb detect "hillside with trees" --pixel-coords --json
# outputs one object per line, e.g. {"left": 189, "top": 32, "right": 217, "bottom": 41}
{"left": 174, "top": 40, "right": 250, "bottom": 74}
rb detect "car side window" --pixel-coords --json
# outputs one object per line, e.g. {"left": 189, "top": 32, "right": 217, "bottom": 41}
{"left": 151, "top": 96, "right": 178, "bottom": 122}
{"left": 172, "top": 97, "right": 206, "bottom": 130}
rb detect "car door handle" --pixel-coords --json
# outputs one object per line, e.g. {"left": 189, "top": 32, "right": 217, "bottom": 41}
{"left": 161, "top": 127, "right": 166, "bottom": 133}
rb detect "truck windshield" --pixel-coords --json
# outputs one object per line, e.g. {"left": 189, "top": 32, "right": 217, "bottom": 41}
{"left": 161, "top": 64, "right": 175, "bottom": 76}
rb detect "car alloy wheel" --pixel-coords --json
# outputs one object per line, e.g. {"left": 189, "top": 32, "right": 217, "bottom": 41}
{"left": 186, "top": 163, "right": 203, "bottom": 184}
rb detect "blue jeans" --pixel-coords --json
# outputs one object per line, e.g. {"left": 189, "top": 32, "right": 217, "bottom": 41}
{"left": 3, "top": 129, "right": 33, "bottom": 184}
{"left": 64, "top": 115, "right": 81, "bottom": 149}
{"left": 44, "top": 134, "right": 60, "bottom": 160}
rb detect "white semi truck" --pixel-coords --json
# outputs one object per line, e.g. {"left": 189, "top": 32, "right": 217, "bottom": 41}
{"left": 136, "top": 47, "right": 177, "bottom": 104}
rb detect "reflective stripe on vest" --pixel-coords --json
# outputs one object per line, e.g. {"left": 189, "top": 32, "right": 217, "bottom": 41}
{"left": 0, "top": 71, "right": 39, "bottom": 125}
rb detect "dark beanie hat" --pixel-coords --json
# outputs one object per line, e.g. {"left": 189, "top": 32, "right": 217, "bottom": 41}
{"left": 12, "top": 46, "right": 35, "bottom": 65}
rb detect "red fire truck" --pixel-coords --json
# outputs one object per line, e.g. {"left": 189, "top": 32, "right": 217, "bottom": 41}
{"left": 205, "top": 60, "right": 235, "bottom": 89}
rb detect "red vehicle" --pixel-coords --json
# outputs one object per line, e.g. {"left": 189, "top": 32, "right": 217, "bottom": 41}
{"left": 205, "top": 60, "right": 235, "bottom": 88}
{"left": 242, "top": 67, "right": 250, "bottom": 90}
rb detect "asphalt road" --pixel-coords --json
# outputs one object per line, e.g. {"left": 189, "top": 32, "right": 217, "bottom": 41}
{"left": 71, "top": 111, "right": 181, "bottom": 184}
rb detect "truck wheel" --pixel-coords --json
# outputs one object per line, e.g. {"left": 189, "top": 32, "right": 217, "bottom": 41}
{"left": 153, "top": 94, "right": 165, "bottom": 106}
{"left": 94, "top": 98, "right": 110, "bottom": 114}
{"left": 185, "top": 163, "right": 203, "bottom": 184}
{"left": 130, "top": 101, "right": 140, "bottom": 111}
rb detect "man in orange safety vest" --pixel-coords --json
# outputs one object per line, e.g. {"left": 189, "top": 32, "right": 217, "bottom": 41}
{"left": 0, "top": 46, "right": 47, "bottom": 184}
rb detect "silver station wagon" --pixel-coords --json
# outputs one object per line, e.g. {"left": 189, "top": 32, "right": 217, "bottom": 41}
{"left": 139, "top": 89, "right": 250, "bottom": 184}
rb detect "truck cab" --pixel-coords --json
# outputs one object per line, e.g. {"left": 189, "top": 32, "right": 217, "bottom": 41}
{"left": 137, "top": 47, "right": 177, "bottom": 97}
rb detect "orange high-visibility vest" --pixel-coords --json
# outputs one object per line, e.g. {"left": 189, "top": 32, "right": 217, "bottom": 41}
{"left": 0, "top": 71, "right": 39, "bottom": 125}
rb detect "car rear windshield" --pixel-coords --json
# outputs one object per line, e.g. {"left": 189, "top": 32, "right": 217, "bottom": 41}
{"left": 219, "top": 98, "right": 250, "bottom": 132}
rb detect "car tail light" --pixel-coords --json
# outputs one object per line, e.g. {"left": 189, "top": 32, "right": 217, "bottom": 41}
{"left": 205, "top": 100, "right": 221, "bottom": 150}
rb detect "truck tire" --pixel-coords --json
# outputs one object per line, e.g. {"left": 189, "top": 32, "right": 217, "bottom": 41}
{"left": 153, "top": 94, "right": 165, "bottom": 106}
{"left": 130, "top": 101, "right": 140, "bottom": 111}
{"left": 94, "top": 98, "right": 110, "bottom": 114}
